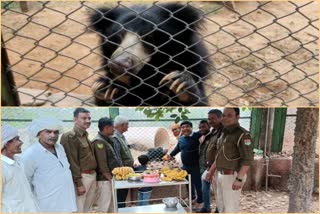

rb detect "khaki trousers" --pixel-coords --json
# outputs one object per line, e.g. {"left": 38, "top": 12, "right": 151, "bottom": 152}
{"left": 76, "top": 173, "right": 97, "bottom": 212}
{"left": 211, "top": 170, "right": 218, "bottom": 201}
{"left": 216, "top": 171, "right": 246, "bottom": 213}
{"left": 96, "top": 180, "right": 113, "bottom": 212}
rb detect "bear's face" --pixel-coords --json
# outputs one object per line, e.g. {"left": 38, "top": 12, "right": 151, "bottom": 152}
{"left": 90, "top": 4, "right": 203, "bottom": 76}
{"left": 108, "top": 31, "right": 151, "bottom": 75}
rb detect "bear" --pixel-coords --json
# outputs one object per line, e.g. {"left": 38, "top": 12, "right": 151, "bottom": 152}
{"left": 89, "top": 3, "right": 212, "bottom": 106}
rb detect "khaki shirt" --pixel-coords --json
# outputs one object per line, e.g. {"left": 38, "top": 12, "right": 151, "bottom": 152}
{"left": 215, "top": 123, "right": 254, "bottom": 171}
{"left": 206, "top": 124, "right": 223, "bottom": 168}
{"left": 61, "top": 126, "right": 97, "bottom": 187}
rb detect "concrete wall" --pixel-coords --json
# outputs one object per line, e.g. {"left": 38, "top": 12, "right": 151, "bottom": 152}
{"left": 244, "top": 157, "right": 319, "bottom": 192}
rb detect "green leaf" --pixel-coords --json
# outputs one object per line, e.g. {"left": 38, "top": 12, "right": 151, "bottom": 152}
{"left": 181, "top": 114, "right": 188, "bottom": 120}
{"left": 170, "top": 114, "right": 178, "bottom": 118}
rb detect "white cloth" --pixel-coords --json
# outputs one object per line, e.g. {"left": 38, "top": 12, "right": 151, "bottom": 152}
{"left": 201, "top": 169, "right": 208, "bottom": 180}
{"left": 216, "top": 171, "right": 247, "bottom": 212}
{"left": 20, "top": 143, "right": 77, "bottom": 212}
{"left": 2, "top": 125, "right": 18, "bottom": 149}
{"left": 28, "top": 118, "right": 64, "bottom": 138}
{"left": 1, "top": 155, "right": 40, "bottom": 212}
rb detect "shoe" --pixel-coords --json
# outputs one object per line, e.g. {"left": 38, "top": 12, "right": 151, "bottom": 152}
{"left": 185, "top": 198, "right": 197, "bottom": 204}
{"left": 196, "top": 199, "right": 203, "bottom": 204}
{"left": 214, "top": 207, "right": 219, "bottom": 213}
{"left": 197, "top": 208, "right": 211, "bottom": 213}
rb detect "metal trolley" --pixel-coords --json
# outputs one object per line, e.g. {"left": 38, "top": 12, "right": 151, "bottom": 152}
{"left": 112, "top": 174, "right": 192, "bottom": 213}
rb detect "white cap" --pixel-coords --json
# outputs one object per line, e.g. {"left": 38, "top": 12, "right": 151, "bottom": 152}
{"left": 28, "top": 118, "right": 64, "bottom": 138}
{"left": 2, "top": 125, "right": 19, "bottom": 149}
{"left": 114, "top": 116, "right": 129, "bottom": 126}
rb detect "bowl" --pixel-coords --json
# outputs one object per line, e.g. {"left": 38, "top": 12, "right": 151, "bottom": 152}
{"left": 162, "top": 197, "right": 179, "bottom": 208}
{"left": 128, "top": 174, "right": 142, "bottom": 182}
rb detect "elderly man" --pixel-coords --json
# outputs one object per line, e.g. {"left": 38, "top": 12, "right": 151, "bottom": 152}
{"left": 113, "top": 115, "right": 134, "bottom": 208}
{"left": 61, "top": 108, "right": 97, "bottom": 212}
{"left": 20, "top": 118, "right": 77, "bottom": 212}
{"left": 92, "top": 117, "right": 122, "bottom": 212}
{"left": 170, "top": 123, "right": 181, "bottom": 140}
{"left": 1, "top": 125, "right": 39, "bottom": 213}
{"left": 206, "top": 108, "right": 254, "bottom": 212}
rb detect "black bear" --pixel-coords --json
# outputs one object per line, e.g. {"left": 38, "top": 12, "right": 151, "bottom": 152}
{"left": 89, "top": 3, "right": 211, "bottom": 106}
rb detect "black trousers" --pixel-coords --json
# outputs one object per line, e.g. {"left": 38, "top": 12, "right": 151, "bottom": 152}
{"left": 117, "top": 189, "right": 129, "bottom": 208}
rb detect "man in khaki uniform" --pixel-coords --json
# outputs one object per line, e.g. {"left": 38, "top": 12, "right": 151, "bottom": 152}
{"left": 92, "top": 117, "right": 123, "bottom": 212}
{"left": 206, "top": 108, "right": 254, "bottom": 212}
{"left": 113, "top": 115, "right": 134, "bottom": 208}
{"left": 200, "top": 109, "right": 223, "bottom": 213}
{"left": 61, "top": 108, "right": 97, "bottom": 212}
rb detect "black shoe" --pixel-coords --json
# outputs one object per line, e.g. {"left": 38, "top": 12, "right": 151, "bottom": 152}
{"left": 196, "top": 200, "right": 203, "bottom": 204}
{"left": 214, "top": 207, "right": 219, "bottom": 213}
{"left": 197, "top": 208, "right": 211, "bottom": 213}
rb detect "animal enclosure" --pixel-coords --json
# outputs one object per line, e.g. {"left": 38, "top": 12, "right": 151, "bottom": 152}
{"left": 2, "top": 1, "right": 319, "bottom": 106}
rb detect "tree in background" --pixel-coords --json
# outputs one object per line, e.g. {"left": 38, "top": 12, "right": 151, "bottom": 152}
{"left": 288, "top": 108, "right": 318, "bottom": 212}
{"left": 136, "top": 107, "right": 190, "bottom": 123}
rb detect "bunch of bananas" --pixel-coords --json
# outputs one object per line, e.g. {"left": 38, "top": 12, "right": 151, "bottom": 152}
{"left": 112, "top": 167, "right": 134, "bottom": 180}
{"left": 160, "top": 167, "right": 188, "bottom": 181}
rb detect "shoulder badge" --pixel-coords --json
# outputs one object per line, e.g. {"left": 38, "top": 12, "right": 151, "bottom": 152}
{"left": 244, "top": 134, "right": 252, "bottom": 146}
{"left": 97, "top": 143, "right": 104, "bottom": 149}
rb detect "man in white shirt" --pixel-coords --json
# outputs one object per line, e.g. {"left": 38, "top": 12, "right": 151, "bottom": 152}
{"left": 1, "top": 125, "right": 40, "bottom": 213}
{"left": 20, "top": 118, "right": 77, "bottom": 212}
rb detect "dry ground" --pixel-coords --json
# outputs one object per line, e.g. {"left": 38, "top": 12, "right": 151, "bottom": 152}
{"left": 2, "top": 1, "right": 318, "bottom": 106}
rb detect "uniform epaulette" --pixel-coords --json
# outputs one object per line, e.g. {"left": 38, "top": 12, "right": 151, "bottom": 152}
{"left": 239, "top": 126, "right": 249, "bottom": 134}
{"left": 66, "top": 129, "right": 76, "bottom": 137}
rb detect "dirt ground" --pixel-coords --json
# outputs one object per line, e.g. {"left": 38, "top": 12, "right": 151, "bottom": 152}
{"left": 2, "top": 1, "right": 318, "bottom": 106}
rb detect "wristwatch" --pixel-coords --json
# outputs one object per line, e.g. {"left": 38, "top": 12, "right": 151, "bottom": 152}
{"left": 235, "top": 177, "right": 243, "bottom": 182}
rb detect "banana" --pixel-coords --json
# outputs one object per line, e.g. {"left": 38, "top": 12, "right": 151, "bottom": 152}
{"left": 112, "top": 167, "right": 134, "bottom": 180}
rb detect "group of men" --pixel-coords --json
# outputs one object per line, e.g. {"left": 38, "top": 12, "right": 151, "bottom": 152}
{"left": 168, "top": 108, "right": 254, "bottom": 213}
{"left": 1, "top": 108, "right": 134, "bottom": 213}
{"left": 2, "top": 107, "right": 253, "bottom": 213}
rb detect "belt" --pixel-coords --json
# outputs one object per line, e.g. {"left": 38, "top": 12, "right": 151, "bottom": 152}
{"left": 82, "top": 170, "right": 95, "bottom": 174}
{"left": 219, "top": 169, "right": 235, "bottom": 175}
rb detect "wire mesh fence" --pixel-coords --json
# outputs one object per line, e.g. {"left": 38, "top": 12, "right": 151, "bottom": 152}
{"left": 1, "top": 107, "right": 251, "bottom": 153}
{"left": 1, "top": 1, "right": 319, "bottom": 106}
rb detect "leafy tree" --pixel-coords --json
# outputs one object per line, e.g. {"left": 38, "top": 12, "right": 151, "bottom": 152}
{"left": 135, "top": 107, "right": 190, "bottom": 123}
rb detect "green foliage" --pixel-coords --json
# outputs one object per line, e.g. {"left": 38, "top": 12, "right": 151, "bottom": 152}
{"left": 135, "top": 107, "right": 190, "bottom": 123}
{"left": 1, "top": 2, "right": 18, "bottom": 9}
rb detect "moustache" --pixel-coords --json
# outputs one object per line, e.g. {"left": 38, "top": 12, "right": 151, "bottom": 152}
{"left": 48, "top": 138, "right": 58, "bottom": 142}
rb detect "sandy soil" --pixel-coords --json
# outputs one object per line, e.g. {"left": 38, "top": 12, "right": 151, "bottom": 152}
{"left": 2, "top": 1, "right": 319, "bottom": 106}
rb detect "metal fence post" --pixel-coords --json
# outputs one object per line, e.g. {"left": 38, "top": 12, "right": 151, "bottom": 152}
{"left": 1, "top": 37, "right": 20, "bottom": 106}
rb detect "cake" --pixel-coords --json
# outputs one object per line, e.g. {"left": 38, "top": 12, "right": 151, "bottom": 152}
{"left": 143, "top": 170, "right": 160, "bottom": 183}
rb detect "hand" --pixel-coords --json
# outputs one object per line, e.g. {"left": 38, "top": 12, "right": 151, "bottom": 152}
{"left": 105, "top": 172, "right": 113, "bottom": 181}
{"left": 205, "top": 171, "right": 213, "bottom": 182}
{"left": 232, "top": 180, "right": 242, "bottom": 190}
{"left": 77, "top": 186, "right": 86, "bottom": 196}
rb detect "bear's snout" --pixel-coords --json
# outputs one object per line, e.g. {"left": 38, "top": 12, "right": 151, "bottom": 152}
{"left": 109, "top": 56, "right": 133, "bottom": 74}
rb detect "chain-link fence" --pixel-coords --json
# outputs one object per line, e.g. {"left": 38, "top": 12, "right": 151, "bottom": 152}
{"left": 1, "top": 107, "right": 251, "bottom": 157}
{"left": 2, "top": 1, "right": 319, "bottom": 106}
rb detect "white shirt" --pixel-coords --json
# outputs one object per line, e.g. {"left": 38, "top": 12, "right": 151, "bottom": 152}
{"left": 20, "top": 143, "right": 77, "bottom": 212}
{"left": 1, "top": 155, "right": 40, "bottom": 213}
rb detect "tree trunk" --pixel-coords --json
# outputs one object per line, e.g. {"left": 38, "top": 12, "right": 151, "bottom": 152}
{"left": 288, "top": 108, "right": 318, "bottom": 212}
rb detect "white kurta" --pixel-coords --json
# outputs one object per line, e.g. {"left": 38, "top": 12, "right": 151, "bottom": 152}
{"left": 20, "top": 143, "right": 77, "bottom": 212}
{"left": 1, "top": 155, "right": 40, "bottom": 213}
